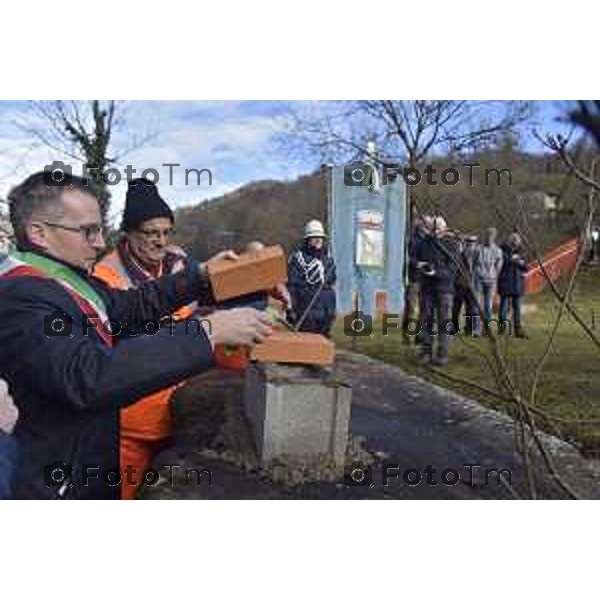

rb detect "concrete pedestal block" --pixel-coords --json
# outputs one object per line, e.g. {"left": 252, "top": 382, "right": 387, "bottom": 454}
{"left": 243, "top": 363, "right": 352, "bottom": 468}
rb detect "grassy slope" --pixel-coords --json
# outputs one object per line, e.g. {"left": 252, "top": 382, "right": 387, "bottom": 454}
{"left": 333, "top": 268, "right": 600, "bottom": 456}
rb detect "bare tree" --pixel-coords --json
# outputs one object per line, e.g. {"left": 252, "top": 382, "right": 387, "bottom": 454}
{"left": 433, "top": 130, "right": 600, "bottom": 498}
{"left": 309, "top": 102, "right": 598, "bottom": 498}
{"left": 286, "top": 100, "right": 533, "bottom": 206}
{"left": 17, "top": 101, "right": 154, "bottom": 224}
{"left": 284, "top": 100, "right": 535, "bottom": 315}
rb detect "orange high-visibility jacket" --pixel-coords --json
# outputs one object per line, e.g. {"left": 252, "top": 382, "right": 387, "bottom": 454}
{"left": 93, "top": 249, "right": 195, "bottom": 440}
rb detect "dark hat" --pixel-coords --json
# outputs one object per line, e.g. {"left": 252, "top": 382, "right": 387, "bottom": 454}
{"left": 121, "top": 178, "right": 174, "bottom": 232}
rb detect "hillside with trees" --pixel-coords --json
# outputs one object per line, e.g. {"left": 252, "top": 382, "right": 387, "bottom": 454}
{"left": 174, "top": 142, "right": 593, "bottom": 261}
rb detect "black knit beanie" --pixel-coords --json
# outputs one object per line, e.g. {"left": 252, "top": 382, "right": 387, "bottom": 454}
{"left": 121, "top": 178, "right": 174, "bottom": 232}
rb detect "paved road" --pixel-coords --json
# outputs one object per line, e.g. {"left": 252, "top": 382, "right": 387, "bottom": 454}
{"left": 336, "top": 351, "right": 600, "bottom": 499}
{"left": 147, "top": 351, "right": 600, "bottom": 499}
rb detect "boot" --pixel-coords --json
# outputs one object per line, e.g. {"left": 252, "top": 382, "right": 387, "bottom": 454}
{"left": 431, "top": 355, "right": 448, "bottom": 367}
{"left": 417, "top": 352, "right": 431, "bottom": 366}
{"left": 515, "top": 325, "right": 528, "bottom": 339}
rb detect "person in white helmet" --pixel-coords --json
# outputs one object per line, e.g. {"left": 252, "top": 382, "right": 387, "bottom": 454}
{"left": 287, "top": 219, "right": 337, "bottom": 336}
{"left": 414, "top": 215, "right": 461, "bottom": 366}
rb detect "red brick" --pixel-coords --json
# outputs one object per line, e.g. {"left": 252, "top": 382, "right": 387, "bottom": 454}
{"left": 250, "top": 331, "right": 335, "bottom": 366}
{"left": 207, "top": 245, "right": 287, "bottom": 301}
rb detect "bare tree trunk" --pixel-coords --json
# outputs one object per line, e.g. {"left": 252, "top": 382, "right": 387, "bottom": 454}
{"left": 19, "top": 100, "right": 154, "bottom": 226}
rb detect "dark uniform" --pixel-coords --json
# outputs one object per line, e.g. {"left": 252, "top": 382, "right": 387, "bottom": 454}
{"left": 287, "top": 244, "right": 337, "bottom": 336}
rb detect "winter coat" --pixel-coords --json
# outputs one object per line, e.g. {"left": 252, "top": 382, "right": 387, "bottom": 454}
{"left": 0, "top": 250, "right": 215, "bottom": 499}
{"left": 455, "top": 241, "right": 479, "bottom": 292}
{"left": 474, "top": 243, "right": 504, "bottom": 284}
{"left": 407, "top": 230, "right": 427, "bottom": 283}
{"left": 497, "top": 244, "right": 527, "bottom": 296}
{"left": 0, "top": 432, "right": 17, "bottom": 499}
{"left": 93, "top": 244, "right": 197, "bottom": 442}
{"left": 287, "top": 245, "right": 337, "bottom": 334}
{"left": 415, "top": 234, "right": 461, "bottom": 295}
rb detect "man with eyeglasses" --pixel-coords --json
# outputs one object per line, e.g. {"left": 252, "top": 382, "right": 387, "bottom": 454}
{"left": 0, "top": 171, "right": 274, "bottom": 499}
{"left": 93, "top": 178, "right": 199, "bottom": 499}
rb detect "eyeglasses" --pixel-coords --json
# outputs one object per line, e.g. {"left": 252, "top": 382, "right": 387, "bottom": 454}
{"left": 136, "top": 227, "right": 175, "bottom": 242}
{"left": 42, "top": 221, "right": 105, "bottom": 244}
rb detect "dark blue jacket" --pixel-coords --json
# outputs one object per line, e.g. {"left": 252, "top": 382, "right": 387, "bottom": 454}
{"left": 407, "top": 230, "right": 427, "bottom": 283}
{"left": 0, "top": 432, "right": 18, "bottom": 499}
{"left": 287, "top": 246, "right": 336, "bottom": 334}
{"left": 0, "top": 252, "right": 216, "bottom": 499}
{"left": 497, "top": 245, "right": 527, "bottom": 296}
{"left": 415, "top": 234, "right": 461, "bottom": 294}
{"left": 218, "top": 291, "right": 268, "bottom": 311}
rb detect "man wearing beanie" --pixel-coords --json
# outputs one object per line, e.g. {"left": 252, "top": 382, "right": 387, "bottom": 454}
{"left": 94, "top": 178, "right": 198, "bottom": 499}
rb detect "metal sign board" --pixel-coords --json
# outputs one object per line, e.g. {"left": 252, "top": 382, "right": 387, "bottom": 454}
{"left": 328, "top": 165, "right": 407, "bottom": 315}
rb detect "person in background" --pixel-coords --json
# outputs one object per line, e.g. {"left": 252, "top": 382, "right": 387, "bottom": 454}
{"left": 403, "top": 215, "right": 431, "bottom": 344}
{"left": 498, "top": 232, "right": 528, "bottom": 338}
{"left": 415, "top": 216, "right": 461, "bottom": 366}
{"left": 287, "top": 219, "right": 337, "bottom": 336}
{"left": 474, "top": 227, "right": 503, "bottom": 334}
{"left": 452, "top": 234, "right": 480, "bottom": 336}
{"left": 0, "top": 378, "right": 19, "bottom": 499}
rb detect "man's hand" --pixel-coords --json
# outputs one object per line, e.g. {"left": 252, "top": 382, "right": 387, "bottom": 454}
{"left": 203, "top": 308, "right": 273, "bottom": 347}
{"left": 199, "top": 249, "right": 239, "bottom": 275}
{"left": 208, "top": 249, "right": 239, "bottom": 263}
{"left": 0, "top": 379, "right": 18, "bottom": 435}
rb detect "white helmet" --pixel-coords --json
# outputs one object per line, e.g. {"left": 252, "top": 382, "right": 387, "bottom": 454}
{"left": 304, "top": 219, "right": 327, "bottom": 239}
{"left": 433, "top": 216, "right": 447, "bottom": 233}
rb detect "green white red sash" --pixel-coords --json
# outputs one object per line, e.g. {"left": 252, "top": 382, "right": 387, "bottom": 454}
{"left": 0, "top": 251, "right": 113, "bottom": 346}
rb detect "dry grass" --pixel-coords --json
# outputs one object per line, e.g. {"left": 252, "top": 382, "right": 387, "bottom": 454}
{"left": 333, "top": 268, "right": 600, "bottom": 455}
